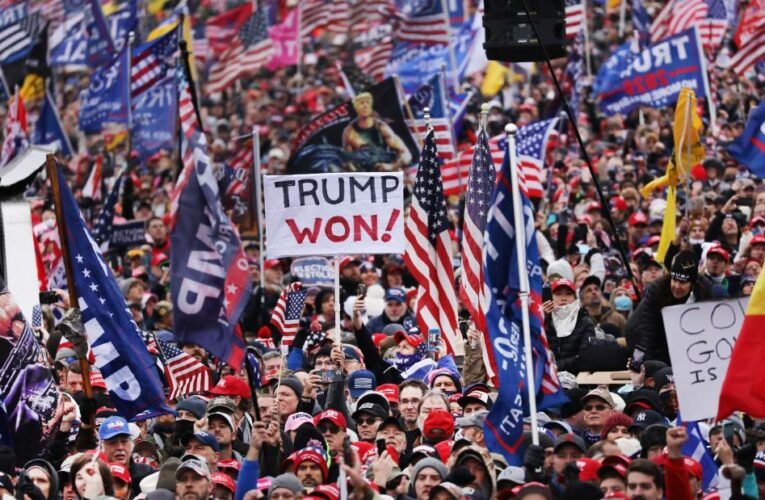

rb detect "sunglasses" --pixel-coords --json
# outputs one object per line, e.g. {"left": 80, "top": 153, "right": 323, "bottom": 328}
{"left": 356, "top": 417, "right": 380, "bottom": 426}
{"left": 584, "top": 404, "right": 609, "bottom": 412}
{"left": 318, "top": 424, "right": 341, "bottom": 434}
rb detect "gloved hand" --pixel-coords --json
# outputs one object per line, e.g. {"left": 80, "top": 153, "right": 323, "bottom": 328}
{"left": 735, "top": 442, "right": 756, "bottom": 473}
{"left": 79, "top": 396, "right": 98, "bottom": 426}
{"left": 523, "top": 444, "right": 545, "bottom": 471}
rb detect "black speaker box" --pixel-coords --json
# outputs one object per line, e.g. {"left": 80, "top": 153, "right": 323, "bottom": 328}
{"left": 483, "top": 0, "right": 567, "bottom": 62}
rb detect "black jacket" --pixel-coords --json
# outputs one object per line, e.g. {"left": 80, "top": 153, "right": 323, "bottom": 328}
{"left": 545, "top": 308, "right": 596, "bottom": 373}
{"left": 627, "top": 275, "right": 712, "bottom": 364}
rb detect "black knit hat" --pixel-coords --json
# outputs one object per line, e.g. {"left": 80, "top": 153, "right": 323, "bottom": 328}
{"left": 560, "top": 388, "right": 588, "bottom": 419}
{"left": 0, "top": 446, "right": 15, "bottom": 476}
{"left": 670, "top": 250, "right": 698, "bottom": 283}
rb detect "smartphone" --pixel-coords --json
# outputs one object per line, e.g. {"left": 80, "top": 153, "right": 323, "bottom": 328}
{"left": 376, "top": 438, "right": 386, "bottom": 456}
{"left": 317, "top": 369, "right": 340, "bottom": 384}
{"left": 427, "top": 328, "right": 440, "bottom": 352}
{"left": 39, "top": 290, "right": 59, "bottom": 305}
{"left": 357, "top": 284, "right": 366, "bottom": 298}
{"left": 628, "top": 347, "right": 646, "bottom": 372}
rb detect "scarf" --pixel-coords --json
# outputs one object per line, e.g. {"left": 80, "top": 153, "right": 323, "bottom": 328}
{"left": 552, "top": 300, "right": 581, "bottom": 338}
{"left": 392, "top": 343, "right": 428, "bottom": 373}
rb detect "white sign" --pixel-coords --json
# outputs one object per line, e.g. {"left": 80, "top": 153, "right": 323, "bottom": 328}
{"left": 662, "top": 297, "right": 749, "bottom": 421}
{"left": 264, "top": 172, "right": 404, "bottom": 258}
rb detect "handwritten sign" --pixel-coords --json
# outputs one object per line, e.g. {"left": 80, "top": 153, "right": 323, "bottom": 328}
{"left": 662, "top": 297, "right": 749, "bottom": 421}
{"left": 264, "top": 172, "right": 404, "bottom": 258}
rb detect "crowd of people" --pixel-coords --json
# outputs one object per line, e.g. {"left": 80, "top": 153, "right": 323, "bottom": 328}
{"left": 2, "top": 0, "right": 765, "bottom": 499}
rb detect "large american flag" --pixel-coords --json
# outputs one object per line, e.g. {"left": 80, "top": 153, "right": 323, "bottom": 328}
{"left": 156, "top": 338, "right": 212, "bottom": 400}
{"left": 205, "top": 3, "right": 253, "bottom": 53}
{"left": 397, "top": 0, "right": 450, "bottom": 44}
{"left": 734, "top": 0, "right": 765, "bottom": 48}
{"left": 131, "top": 28, "right": 178, "bottom": 98}
{"left": 441, "top": 121, "right": 558, "bottom": 198}
{"left": 271, "top": 284, "right": 308, "bottom": 346}
{"left": 208, "top": 7, "right": 273, "bottom": 95}
{"left": 353, "top": 37, "right": 394, "bottom": 82}
{"left": 171, "top": 65, "right": 199, "bottom": 216}
{"left": 516, "top": 118, "right": 560, "bottom": 199}
{"left": 300, "top": 0, "right": 351, "bottom": 38}
{"left": 729, "top": 24, "right": 765, "bottom": 75}
{"left": 651, "top": 0, "right": 727, "bottom": 51}
{"left": 459, "top": 129, "right": 494, "bottom": 333}
{"left": 403, "top": 131, "right": 463, "bottom": 357}
{"left": 565, "top": 0, "right": 584, "bottom": 39}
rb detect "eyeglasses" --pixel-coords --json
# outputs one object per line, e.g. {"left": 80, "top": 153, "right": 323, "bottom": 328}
{"left": 319, "top": 424, "right": 341, "bottom": 434}
{"left": 584, "top": 404, "right": 609, "bottom": 412}
{"left": 356, "top": 417, "right": 381, "bottom": 426}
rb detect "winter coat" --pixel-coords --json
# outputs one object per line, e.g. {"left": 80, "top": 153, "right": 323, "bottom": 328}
{"left": 545, "top": 308, "right": 597, "bottom": 373}
{"left": 626, "top": 275, "right": 712, "bottom": 364}
{"left": 589, "top": 305, "right": 627, "bottom": 337}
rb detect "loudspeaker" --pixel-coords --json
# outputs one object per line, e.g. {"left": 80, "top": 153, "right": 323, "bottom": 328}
{"left": 483, "top": 0, "right": 567, "bottom": 62}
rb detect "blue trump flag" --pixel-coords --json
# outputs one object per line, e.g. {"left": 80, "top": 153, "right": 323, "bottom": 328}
{"left": 56, "top": 166, "right": 171, "bottom": 419}
{"left": 728, "top": 97, "right": 765, "bottom": 177}
{"left": 677, "top": 412, "right": 719, "bottom": 492}
{"left": 594, "top": 27, "right": 709, "bottom": 116}
{"left": 482, "top": 146, "right": 567, "bottom": 465}
{"left": 171, "top": 66, "right": 252, "bottom": 369}
{"left": 79, "top": 47, "right": 129, "bottom": 134}
{"left": 85, "top": 0, "right": 115, "bottom": 67}
{"left": 132, "top": 76, "right": 176, "bottom": 162}
{"left": 32, "top": 93, "right": 74, "bottom": 157}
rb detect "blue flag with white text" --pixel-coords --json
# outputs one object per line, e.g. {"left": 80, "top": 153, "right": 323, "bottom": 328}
{"left": 78, "top": 47, "right": 129, "bottom": 133}
{"left": 132, "top": 76, "right": 176, "bottom": 162}
{"left": 57, "top": 166, "right": 171, "bottom": 419}
{"left": 107, "top": 0, "right": 137, "bottom": 53}
{"left": 482, "top": 149, "right": 567, "bottom": 465}
{"left": 728, "top": 97, "right": 765, "bottom": 177}
{"left": 32, "top": 93, "right": 73, "bottom": 156}
{"left": 85, "top": 0, "right": 115, "bottom": 67}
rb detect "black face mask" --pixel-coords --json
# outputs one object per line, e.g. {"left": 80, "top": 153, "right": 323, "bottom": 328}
{"left": 724, "top": 176, "right": 736, "bottom": 182}
{"left": 659, "top": 391, "right": 678, "bottom": 420}
{"left": 173, "top": 419, "right": 194, "bottom": 438}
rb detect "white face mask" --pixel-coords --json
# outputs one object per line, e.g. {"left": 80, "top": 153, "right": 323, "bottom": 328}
{"left": 689, "top": 238, "right": 705, "bottom": 245}
{"left": 552, "top": 300, "right": 581, "bottom": 338}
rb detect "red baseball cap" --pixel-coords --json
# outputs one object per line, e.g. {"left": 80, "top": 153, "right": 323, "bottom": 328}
{"left": 707, "top": 245, "right": 730, "bottom": 262}
{"left": 313, "top": 409, "right": 347, "bottom": 430}
{"left": 750, "top": 234, "right": 765, "bottom": 246}
{"left": 293, "top": 449, "right": 328, "bottom": 480}
{"left": 750, "top": 216, "right": 765, "bottom": 228}
{"left": 611, "top": 197, "right": 628, "bottom": 212}
{"left": 377, "top": 384, "right": 400, "bottom": 404}
{"left": 218, "top": 459, "right": 241, "bottom": 472}
{"left": 628, "top": 212, "right": 648, "bottom": 226}
{"left": 209, "top": 375, "right": 252, "bottom": 399}
{"left": 551, "top": 278, "right": 576, "bottom": 294}
{"left": 212, "top": 472, "right": 236, "bottom": 492}
{"left": 109, "top": 463, "right": 131, "bottom": 484}
{"left": 647, "top": 235, "right": 661, "bottom": 247}
{"left": 393, "top": 330, "right": 424, "bottom": 348}
{"left": 90, "top": 370, "right": 107, "bottom": 390}
{"left": 422, "top": 409, "right": 454, "bottom": 440}
{"left": 575, "top": 458, "right": 602, "bottom": 482}
{"left": 263, "top": 259, "right": 282, "bottom": 271}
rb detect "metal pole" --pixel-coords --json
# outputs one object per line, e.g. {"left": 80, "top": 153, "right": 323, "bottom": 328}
{"left": 506, "top": 124, "right": 538, "bottom": 445}
{"left": 45, "top": 154, "right": 94, "bottom": 399}
{"left": 334, "top": 257, "right": 342, "bottom": 343}
{"left": 127, "top": 31, "right": 135, "bottom": 156}
{"left": 252, "top": 126, "right": 265, "bottom": 295}
{"left": 582, "top": 0, "right": 592, "bottom": 77}
{"left": 439, "top": 0, "right": 459, "bottom": 91}
{"left": 618, "top": 0, "right": 627, "bottom": 38}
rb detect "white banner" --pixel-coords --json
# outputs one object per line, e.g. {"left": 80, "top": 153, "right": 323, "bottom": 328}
{"left": 661, "top": 297, "right": 749, "bottom": 421}
{"left": 264, "top": 172, "right": 405, "bottom": 258}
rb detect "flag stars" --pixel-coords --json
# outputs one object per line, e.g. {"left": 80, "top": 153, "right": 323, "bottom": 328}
{"left": 227, "top": 284, "right": 238, "bottom": 294}
{"left": 75, "top": 254, "right": 84, "bottom": 263}
{"left": 82, "top": 268, "right": 91, "bottom": 278}
{"left": 89, "top": 282, "right": 99, "bottom": 292}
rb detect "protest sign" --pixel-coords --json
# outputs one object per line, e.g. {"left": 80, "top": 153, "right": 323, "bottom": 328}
{"left": 264, "top": 172, "right": 404, "bottom": 258}
{"left": 594, "top": 27, "right": 709, "bottom": 117}
{"left": 662, "top": 297, "right": 749, "bottom": 421}
{"left": 287, "top": 78, "right": 418, "bottom": 175}
{"left": 110, "top": 220, "right": 147, "bottom": 249}
{"left": 291, "top": 257, "right": 334, "bottom": 287}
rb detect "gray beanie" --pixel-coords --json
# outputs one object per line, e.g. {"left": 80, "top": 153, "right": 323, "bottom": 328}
{"left": 176, "top": 397, "right": 206, "bottom": 420}
{"left": 411, "top": 457, "right": 447, "bottom": 485}
{"left": 268, "top": 473, "right": 303, "bottom": 499}
{"left": 156, "top": 457, "right": 181, "bottom": 491}
{"left": 280, "top": 377, "right": 304, "bottom": 398}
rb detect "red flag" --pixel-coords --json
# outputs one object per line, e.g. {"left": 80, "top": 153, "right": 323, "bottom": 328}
{"left": 717, "top": 271, "right": 765, "bottom": 419}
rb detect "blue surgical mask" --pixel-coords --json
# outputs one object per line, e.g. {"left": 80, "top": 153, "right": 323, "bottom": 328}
{"left": 614, "top": 295, "right": 633, "bottom": 311}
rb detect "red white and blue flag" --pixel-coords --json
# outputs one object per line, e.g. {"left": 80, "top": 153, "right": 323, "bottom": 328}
{"left": 651, "top": 0, "right": 727, "bottom": 52}
{"left": 271, "top": 283, "right": 308, "bottom": 346}
{"left": 170, "top": 64, "right": 252, "bottom": 369}
{"left": 407, "top": 73, "right": 455, "bottom": 159}
{"left": 565, "top": 0, "right": 584, "bottom": 38}
{"left": 397, "top": 0, "right": 450, "bottom": 44}
{"left": 156, "top": 337, "right": 212, "bottom": 400}
{"left": 0, "top": 92, "right": 28, "bottom": 168}
{"left": 131, "top": 27, "right": 178, "bottom": 99}
{"left": 482, "top": 143, "right": 566, "bottom": 465}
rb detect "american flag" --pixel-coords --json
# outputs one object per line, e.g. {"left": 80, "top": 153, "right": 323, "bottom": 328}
{"left": 403, "top": 131, "right": 463, "bottom": 357}
{"left": 91, "top": 174, "right": 124, "bottom": 247}
{"left": 271, "top": 284, "right": 308, "bottom": 346}
{"left": 349, "top": 0, "right": 396, "bottom": 34}
{"left": 516, "top": 118, "right": 560, "bottom": 199}
{"left": 205, "top": 3, "right": 253, "bottom": 54}
{"left": 353, "top": 37, "right": 394, "bottom": 82}
{"left": 459, "top": 129, "right": 494, "bottom": 334}
{"left": 156, "top": 337, "right": 212, "bottom": 400}
{"left": 651, "top": 0, "right": 727, "bottom": 51}
{"left": 171, "top": 65, "right": 199, "bottom": 216}
{"left": 441, "top": 121, "right": 557, "bottom": 197}
{"left": 406, "top": 73, "right": 455, "bottom": 159}
{"left": 734, "top": 0, "right": 765, "bottom": 48}
{"left": 0, "top": 12, "right": 41, "bottom": 63}
{"left": 729, "top": 24, "right": 765, "bottom": 75}
{"left": 191, "top": 22, "right": 209, "bottom": 62}
{"left": 0, "top": 92, "right": 28, "bottom": 168}
{"left": 397, "top": 0, "right": 450, "bottom": 44}
{"left": 222, "top": 146, "right": 254, "bottom": 218}
{"left": 208, "top": 7, "right": 273, "bottom": 94}
{"left": 565, "top": 0, "right": 584, "bottom": 38}
{"left": 131, "top": 28, "right": 178, "bottom": 98}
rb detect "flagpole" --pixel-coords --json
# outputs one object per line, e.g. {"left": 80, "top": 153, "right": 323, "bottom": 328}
{"left": 47, "top": 90, "right": 76, "bottom": 156}
{"left": 396, "top": 76, "right": 423, "bottom": 149}
{"left": 440, "top": 63, "right": 457, "bottom": 158}
{"left": 618, "top": 0, "right": 627, "bottom": 39}
{"left": 439, "top": 0, "right": 459, "bottom": 91}
{"left": 582, "top": 0, "right": 592, "bottom": 77}
{"left": 695, "top": 26, "right": 717, "bottom": 135}
{"left": 334, "top": 256, "right": 342, "bottom": 344}
{"left": 45, "top": 153, "right": 94, "bottom": 400}
{"left": 296, "top": 2, "right": 303, "bottom": 79}
{"left": 685, "top": 95, "right": 692, "bottom": 224}
{"left": 506, "top": 124, "right": 538, "bottom": 446}
{"left": 252, "top": 125, "right": 265, "bottom": 297}
{"left": 127, "top": 31, "right": 135, "bottom": 157}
